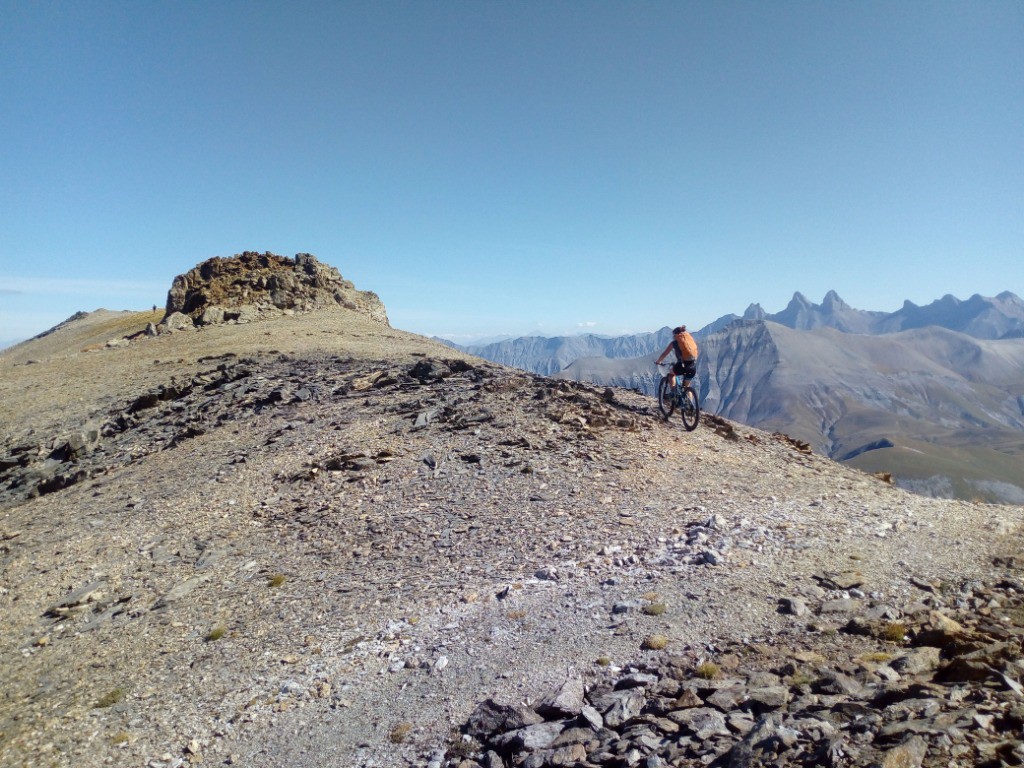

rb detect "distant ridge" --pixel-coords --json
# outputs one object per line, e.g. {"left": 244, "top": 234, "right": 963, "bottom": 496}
{"left": 451, "top": 290, "right": 1024, "bottom": 504}
{"left": 451, "top": 290, "right": 1024, "bottom": 374}
{"left": 763, "top": 289, "right": 1024, "bottom": 338}
{"left": 458, "top": 327, "right": 675, "bottom": 376}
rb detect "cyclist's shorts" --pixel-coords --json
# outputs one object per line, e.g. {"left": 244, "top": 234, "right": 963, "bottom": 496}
{"left": 674, "top": 360, "right": 697, "bottom": 378}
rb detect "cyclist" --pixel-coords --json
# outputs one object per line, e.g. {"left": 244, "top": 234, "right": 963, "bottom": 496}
{"left": 655, "top": 325, "right": 699, "bottom": 394}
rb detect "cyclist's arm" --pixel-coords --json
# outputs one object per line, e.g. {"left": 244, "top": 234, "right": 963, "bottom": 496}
{"left": 655, "top": 342, "right": 671, "bottom": 365}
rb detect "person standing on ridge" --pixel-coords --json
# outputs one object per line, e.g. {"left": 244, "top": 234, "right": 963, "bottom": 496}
{"left": 655, "top": 325, "right": 699, "bottom": 393}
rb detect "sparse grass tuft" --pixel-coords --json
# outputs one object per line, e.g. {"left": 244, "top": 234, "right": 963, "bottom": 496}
{"left": 596, "top": 656, "right": 612, "bottom": 667}
{"left": 808, "top": 621, "right": 838, "bottom": 636}
{"left": 446, "top": 729, "right": 480, "bottom": 758}
{"left": 859, "top": 651, "right": 895, "bottom": 663}
{"left": 94, "top": 687, "right": 127, "bottom": 708}
{"left": 506, "top": 610, "right": 528, "bottom": 621}
{"left": 267, "top": 574, "right": 286, "bottom": 588}
{"left": 642, "top": 634, "right": 669, "bottom": 651}
{"left": 696, "top": 662, "right": 720, "bottom": 680}
{"left": 205, "top": 626, "right": 227, "bottom": 642}
{"left": 642, "top": 591, "right": 660, "bottom": 601}
{"left": 880, "top": 622, "right": 907, "bottom": 642}
{"left": 109, "top": 732, "right": 130, "bottom": 746}
{"left": 390, "top": 722, "right": 413, "bottom": 744}
{"left": 787, "top": 672, "right": 814, "bottom": 686}
{"left": 642, "top": 602, "right": 667, "bottom": 616}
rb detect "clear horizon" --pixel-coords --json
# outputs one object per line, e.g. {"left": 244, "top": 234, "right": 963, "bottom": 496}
{"left": 2, "top": 282, "right": 1020, "bottom": 352}
{"left": 2, "top": 2, "right": 1022, "bottom": 348}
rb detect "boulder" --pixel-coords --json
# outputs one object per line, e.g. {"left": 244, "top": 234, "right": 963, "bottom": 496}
{"left": 161, "top": 312, "right": 194, "bottom": 331}
{"left": 197, "top": 306, "right": 225, "bottom": 326}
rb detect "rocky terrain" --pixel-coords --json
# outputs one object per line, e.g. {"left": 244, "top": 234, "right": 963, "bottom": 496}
{"left": 1, "top": 263, "right": 1023, "bottom": 768}
{"left": 556, "top": 321, "right": 1024, "bottom": 505}
{"left": 160, "top": 251, "right": 388, "bottom": 330}
{"left": 452, "top": 292, "right": 1024, "bottom": 504}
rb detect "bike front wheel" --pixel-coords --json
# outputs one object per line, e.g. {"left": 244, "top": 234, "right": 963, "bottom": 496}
{"left": 680, "top": 386, "right": 700, "bottom": 431}
{"left": 657, "top": 376, "right": 675, "bottom": 419}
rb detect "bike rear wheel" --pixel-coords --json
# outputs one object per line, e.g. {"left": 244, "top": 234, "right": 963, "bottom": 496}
{"left": 657, "top": 376, "right": 675, "bottom": 419}
{"left": 680, "top": 386, "right": 700, "bottom": 431}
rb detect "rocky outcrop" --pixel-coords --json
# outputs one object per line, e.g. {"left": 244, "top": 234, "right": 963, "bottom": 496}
{"left": 455, "top": 571, "right": 1024, "bottom": 768}
{"left": 162, "top": 251, "right": 388, "bottom": 328}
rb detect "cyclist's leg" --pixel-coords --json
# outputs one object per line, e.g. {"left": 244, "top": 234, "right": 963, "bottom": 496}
{"left": 681, "top": 360, "right": 696, "bottom": 389}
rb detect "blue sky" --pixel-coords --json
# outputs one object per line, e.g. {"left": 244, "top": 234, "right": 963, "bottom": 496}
{"left": 2, "top": 1, "right": 1021, "bottom": 348}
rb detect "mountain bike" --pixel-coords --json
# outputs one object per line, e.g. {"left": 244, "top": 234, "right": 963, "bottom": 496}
{"left": 657, "top": 363, "right": 700, "bottom": 431}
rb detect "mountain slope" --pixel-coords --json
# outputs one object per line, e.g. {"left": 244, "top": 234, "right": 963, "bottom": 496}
{"left": 459, "top": 327, "right": 675, "bottom": 376}
{"left": 3, "top": 305, "right": 1023, "bottom": 767}
{"left": 557, "top": 320, "right": 1024, "bottom": 503}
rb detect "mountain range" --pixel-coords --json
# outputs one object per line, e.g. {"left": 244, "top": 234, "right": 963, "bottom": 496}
{"left": 454, "top": 291, "right": 1024, "bottom": 504}
{"left": 455, "top": 291, "right": 1024, "bottom": 372}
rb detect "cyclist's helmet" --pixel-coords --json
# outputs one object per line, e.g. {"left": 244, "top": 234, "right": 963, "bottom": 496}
{"left": 673, "top": 325, "right": 686, "bottom": 334}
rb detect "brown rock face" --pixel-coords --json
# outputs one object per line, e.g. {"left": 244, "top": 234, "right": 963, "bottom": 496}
{"left": 164, "top": 251, "right": 388, "bottom": 326}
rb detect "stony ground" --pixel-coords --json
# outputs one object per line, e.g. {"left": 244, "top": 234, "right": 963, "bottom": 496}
{"left": 1, "top": 308, "right": 1022, "bottom": 768}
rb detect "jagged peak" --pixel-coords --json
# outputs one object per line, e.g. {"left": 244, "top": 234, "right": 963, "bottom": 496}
{"left": 742, "top": 303, "right": 766, "bottom": 320}
{"left": 787, "top": 291, "right": 811, "bottom": 309}
{"left": 821, "top": 290, "right": 848, "bottom": 311}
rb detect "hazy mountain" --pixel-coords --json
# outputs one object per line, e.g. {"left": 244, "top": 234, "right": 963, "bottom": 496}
{"left": 455, "top": 317, "right": 744, "bottom": 376}
{"left": 453, "top": 291, "right": 1024, "bottom": 377}
{"left": 458, "top": 327, "right": 676, "bottom": 376}
{"left": 766, "top": 290, "right": 884, "bottom": 333}
{"left": 874, "top": 291, "right": 1024, "bottom": 338}
{"left": 761, "top": 290, "right": 1024, "bottom": 338}
{"left": 557, "top": 318, "right": 1024, "bottom": 503}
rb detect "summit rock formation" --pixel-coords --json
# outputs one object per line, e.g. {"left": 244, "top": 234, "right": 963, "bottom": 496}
{"left": 161, "top": 251, "right": 388, "bottom": 329}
